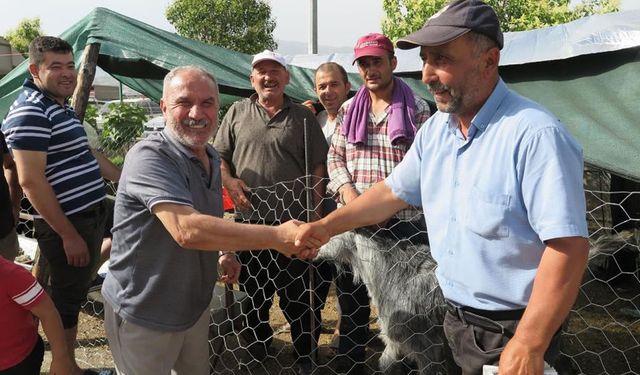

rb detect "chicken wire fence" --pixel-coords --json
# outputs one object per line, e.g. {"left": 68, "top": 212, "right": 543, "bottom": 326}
{"left": 15, "top": 167, "right": 640, "bottom": 375}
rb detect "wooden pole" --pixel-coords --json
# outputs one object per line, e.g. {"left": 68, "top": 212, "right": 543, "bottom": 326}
{"left": 71, "top": 43, "right": 100, "bottom": 122}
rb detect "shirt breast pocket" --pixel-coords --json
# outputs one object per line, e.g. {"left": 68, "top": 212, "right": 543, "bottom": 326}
{"left": 277, "top": 123, "right": 301, "bottom": 155}
{"left": 463, "top": 186, "right": 511, "bottom": 239}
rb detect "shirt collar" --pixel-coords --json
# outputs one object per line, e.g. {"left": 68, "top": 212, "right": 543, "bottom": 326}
{"left": 470, "top": 78, "right": 508, "bottom": 132}
{"left": 23, "top": 78, "right": 70, "bottom": 108}
{"left": 249, "top": 93, "right": 293, "bottom": 110}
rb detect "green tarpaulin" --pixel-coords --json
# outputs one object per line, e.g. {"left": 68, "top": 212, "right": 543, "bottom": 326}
{"left": 0, "top": 7, "right": 638, "bottom": 180}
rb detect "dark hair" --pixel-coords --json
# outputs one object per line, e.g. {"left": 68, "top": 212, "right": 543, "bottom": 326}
{"left": 315, "top": 62, "right": 349, "bottom": 85}
{"left": 29, "top": 36, "right": 73, "bottom": 65}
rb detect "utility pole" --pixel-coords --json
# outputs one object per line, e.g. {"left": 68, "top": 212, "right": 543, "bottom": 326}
{"left": 308, "top": 0, "right": 318, "bottom": 54}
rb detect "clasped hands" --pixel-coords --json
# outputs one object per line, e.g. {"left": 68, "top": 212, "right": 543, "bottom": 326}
{"left": 274, "top": 220, "right": 330, "bottom": 259}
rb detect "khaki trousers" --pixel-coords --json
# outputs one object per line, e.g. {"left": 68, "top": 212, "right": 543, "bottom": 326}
{"left": 104, "top": 301, "right": 211, "bottom": 375}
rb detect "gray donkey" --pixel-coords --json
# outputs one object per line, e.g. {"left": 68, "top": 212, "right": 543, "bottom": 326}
{"left": 318, "top": 227, "right": 459, "bottom": 375}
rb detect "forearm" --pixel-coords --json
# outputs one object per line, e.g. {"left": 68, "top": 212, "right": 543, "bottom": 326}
{"left": 158, "top": 209, "right": 285, "bottom": 251}
{"left": 512, "top": 237, "right": 589, "bottom": 351}
{"left": 92, "top": 149, "right": 121, "bottom": 182}
{"left": 327, "top": 134, "right": 353, "bottom": 194}
{"left": 219, "top": 159, "right": 235, "bottom": 185}
{"left": 31, "top": 295, "right": 69, "bottom": 360}
{"left": 319, "top": 181, "right": 407, "bottom": 236}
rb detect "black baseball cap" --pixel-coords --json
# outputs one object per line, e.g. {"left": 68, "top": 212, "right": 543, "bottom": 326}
{"left": 396, "top": 0, "right": 503, "bottom": 50}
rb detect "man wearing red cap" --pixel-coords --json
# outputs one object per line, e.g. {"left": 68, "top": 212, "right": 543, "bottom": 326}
{"left": 296, "top": 1, "right": 589, "bottom": 374}
{"left": 326, "top": 33, "right": 431, "bottom": 373}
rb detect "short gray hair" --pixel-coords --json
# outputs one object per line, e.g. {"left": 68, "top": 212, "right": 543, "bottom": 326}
{"left": 162, "top": 65, "right": 219, "bottom": 98}
{"left": 467, "top": 32, "right": 499, "bottom": 56}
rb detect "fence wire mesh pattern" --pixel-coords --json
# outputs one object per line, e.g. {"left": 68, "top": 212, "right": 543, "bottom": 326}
{"left": 16, "top": 168, "right": 640, "bottom": 374}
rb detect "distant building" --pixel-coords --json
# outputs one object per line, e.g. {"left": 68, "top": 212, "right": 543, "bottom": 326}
{"left": 0, "top": 37, "right": 24, "bottom": 78}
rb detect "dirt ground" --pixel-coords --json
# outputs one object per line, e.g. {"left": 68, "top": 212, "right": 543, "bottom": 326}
{"left": 36, "top": 275, "right": 640, "bottom": 375}
{"left": 39, "top": 283, "right": 385, "bottom": 374}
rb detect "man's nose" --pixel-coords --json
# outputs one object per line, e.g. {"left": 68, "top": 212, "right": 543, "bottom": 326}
{"left": 422, "top": 63, "right": 437, "bottom": 85}
{"left": 189, "top": 105, "right": 204, "bottom": 118}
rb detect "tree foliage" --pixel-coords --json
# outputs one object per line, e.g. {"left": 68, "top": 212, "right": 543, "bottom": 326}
{"left": 4, "top": 17, "right": 43, "bottom": 56}
{"left": 100, "top": 103, "right": 147, "bottom": 154}
{"left": 166, "top": 0, "right": 277, "bottom": 54}
{"left": 382, "top": 0, "right": 619, "bottom": 40}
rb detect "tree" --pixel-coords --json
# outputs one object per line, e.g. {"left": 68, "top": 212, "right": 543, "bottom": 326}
{"left": 4, "top": 17, "right": 43, "bottom": 56}
{"left": 99, "top": 103, "right": 147, "bottom": 156}
{"left": 166, "top": 0, "right": 277, "bottom": 54}
{"left": 382, "top": 0, "right": 619, "bottom": 40}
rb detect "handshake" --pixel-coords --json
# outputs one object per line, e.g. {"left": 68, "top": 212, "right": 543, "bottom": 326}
{"left": 271, "top": 220, "right": 331, "bottom": 259}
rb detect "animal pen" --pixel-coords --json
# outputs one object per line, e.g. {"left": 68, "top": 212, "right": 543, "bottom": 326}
{"left": 1, "top": 7, "right": 639, "bottom": 375}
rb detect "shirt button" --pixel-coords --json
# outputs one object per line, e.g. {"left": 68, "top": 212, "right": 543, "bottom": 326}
{"left": 454, "top": 180, "right": 460, "bottom": 187}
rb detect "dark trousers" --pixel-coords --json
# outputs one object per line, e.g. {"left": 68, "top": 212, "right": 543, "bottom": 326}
{"left": 336, "top": 219, "right": 429, "bottom": 362}
{"left": 0, "top": 335, "right": 44, "bottom": 375}
{"left": 34, "top": 200, "right": 107, "bottom": 328}
{"left": 238, "top": 249, "right": 332, "bottom": 364}
{"left": 443, "top": 306, "right": 569, "bottom": 375}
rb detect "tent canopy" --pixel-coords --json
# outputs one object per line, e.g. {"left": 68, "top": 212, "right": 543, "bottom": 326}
{"left": 0, "top": 8, "right": 638, "bottom": 180}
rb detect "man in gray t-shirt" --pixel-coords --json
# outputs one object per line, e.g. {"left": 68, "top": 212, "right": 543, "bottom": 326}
{"left": 102, "top": 66, "right": 313, "bottom": 375}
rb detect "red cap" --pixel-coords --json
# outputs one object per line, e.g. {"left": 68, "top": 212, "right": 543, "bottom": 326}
{"left": 352, "top": 33, "right": 394, "bottom": 64}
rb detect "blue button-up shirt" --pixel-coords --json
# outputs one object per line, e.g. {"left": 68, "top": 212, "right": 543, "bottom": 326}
{"left": 386, "top": 79, "right": 588, "bottom": 310}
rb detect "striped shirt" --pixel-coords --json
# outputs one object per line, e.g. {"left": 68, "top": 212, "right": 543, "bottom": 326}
{"left": 1, "top": 79, "right": 105, "bottom": 217}
{"left": 327, "top": 93, "right": 430, "bottom": 222}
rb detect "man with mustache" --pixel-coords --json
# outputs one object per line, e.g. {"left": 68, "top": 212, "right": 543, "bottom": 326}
{"left": 213, "top": 51, "right": 328, "bottom": 374}
{"left": 1, "top": 36, "right": 120, "bottom": 375}
{"left": 101, "top": 66, "right": 313, "bottom": 375}
{"left": 325, "top": 33, "right": 431, "bottom": 373}
{"left": 296, "top": 1, "right": 589, "bottom": 374}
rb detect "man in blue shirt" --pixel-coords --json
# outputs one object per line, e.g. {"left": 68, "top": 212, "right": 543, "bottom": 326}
{"left": 296, "top": 1, "right": 589, "bottom": 374}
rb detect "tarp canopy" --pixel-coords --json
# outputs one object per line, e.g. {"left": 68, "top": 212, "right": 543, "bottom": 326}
{"left": 0, "top": 8, "right": 638, "bottom": 180}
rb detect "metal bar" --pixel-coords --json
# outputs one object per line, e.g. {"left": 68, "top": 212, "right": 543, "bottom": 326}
{"left": 303, "top": 118, "right": 318, "bottom": 365}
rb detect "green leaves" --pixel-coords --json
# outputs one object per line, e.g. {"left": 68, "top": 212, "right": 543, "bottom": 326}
{"left": 4, "top": 17, "right": 42, "bottom": 56}
{"left": 382, "top": 0, "right": 619, "bottom": 41}
{"left": 99, "top": 103, "right": 147, "bottom": 154}
{"left": 165, "top": 0, "right": 277, "bottom": 54}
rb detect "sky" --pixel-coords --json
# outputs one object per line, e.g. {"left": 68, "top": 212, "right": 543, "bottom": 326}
{"left": 0, "top": 0, "right": 384, "bottom": 54}
{"left": 1, "top": 0, "right": 638, "bottom": 55}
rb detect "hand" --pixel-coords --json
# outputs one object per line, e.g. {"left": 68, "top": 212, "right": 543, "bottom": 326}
{"left": 498, "top": 336, "right": 545, "bottom": 375}
{"left": 62, "top": 234, "right": 90, "bottom": 267}
{"left": 224, "top": 177, "right": 251, "bottom": 211}
{"left": 272, "top": 220, "right": 306, "bottom": 258}
{"left": 295, "top": 222, "right": 330, "bottom": 256}
{"left": 219, "top": 253, "right": 241, "bottom": 284}
{"left": 48, "top": 355, "right": 76, "bottom": 375}
{"left": 340, "top": 188, "right": 359, "bottom": 205}
{"left": 302, "top": 100, "right": 318, "bottom": 115}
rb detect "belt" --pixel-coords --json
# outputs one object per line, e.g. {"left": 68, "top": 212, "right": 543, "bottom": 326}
{"left": 446, "top": 301, "right": 525, "bottom": 337}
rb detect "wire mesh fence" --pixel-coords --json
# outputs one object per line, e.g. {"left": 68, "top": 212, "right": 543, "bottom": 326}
{"left": 16, "top": 164, "right": 640, "bottom": 375}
